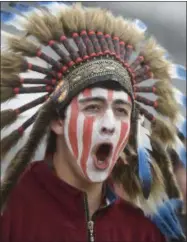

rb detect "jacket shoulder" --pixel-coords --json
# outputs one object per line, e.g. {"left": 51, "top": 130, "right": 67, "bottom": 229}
{"left": 112, "top": 198, "right": 166, "bottom": 241}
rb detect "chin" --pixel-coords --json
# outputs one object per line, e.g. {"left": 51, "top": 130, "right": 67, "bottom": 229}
{"left": 85, "top": 170, "right": 110, "bottom": 183}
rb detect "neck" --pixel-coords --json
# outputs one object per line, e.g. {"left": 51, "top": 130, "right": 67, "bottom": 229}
{"left": 52, "top": 138, "right": 103, "bottom": 218}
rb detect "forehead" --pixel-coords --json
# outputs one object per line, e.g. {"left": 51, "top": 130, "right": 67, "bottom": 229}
{"left": 77, "top": 87, "right": 132, "bottom": 103}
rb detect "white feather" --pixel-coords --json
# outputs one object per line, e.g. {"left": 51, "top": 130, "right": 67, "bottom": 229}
{"left": 170, "top": 64, "right": 186, "bottom": 81}
{"left": 38, "top": 2, "right": 70, "bottom": 15}
{"left": 5, "top": 14, "right": 28, "bottom": 31}
{"left": 133, "top": 19, "right": 147, "bottom": 33}
{"left": 172, "top": 87, "right": 186, "bottom": 106}
{"left": 138, "top": 115, "right": 152, "bottom": 151}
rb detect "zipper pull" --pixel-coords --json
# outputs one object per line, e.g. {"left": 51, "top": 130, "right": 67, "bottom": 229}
{"left": 88, "top": 220, "right": 94, "bottom": 242}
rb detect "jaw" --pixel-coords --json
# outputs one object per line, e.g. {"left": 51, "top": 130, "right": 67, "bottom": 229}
{"left": 77, "top": 143, "right": 113, "bottom": 182}
{"left": 85, "top": 168, "right": 111, "bottom": 183}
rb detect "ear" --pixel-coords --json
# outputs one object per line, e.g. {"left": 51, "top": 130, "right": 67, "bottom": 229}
{"left": 50, "top": 119, "right": 64, "bottom": 135}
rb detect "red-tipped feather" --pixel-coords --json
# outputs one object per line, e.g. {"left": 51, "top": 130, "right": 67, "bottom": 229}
{"left": 1, "top": 112, "right": 38, "bottom": 160}
{"left": 1, "top": 94, "right": 48, "bottom": 130}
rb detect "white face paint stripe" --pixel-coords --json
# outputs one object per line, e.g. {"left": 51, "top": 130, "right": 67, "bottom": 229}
{"left": 100, "top": 108, "right": 116, "bottom": 132}
{"left": 77, "top": 92, "right": 84, "bottom": 101}
{"left": 112, "top": 90, "right": 129, "bottom": 102}
{"left": 91, "top": 88, "right": 108, "bottom": 99}
{"left": 64, "top": 105, "right": 73, "bottom": 154}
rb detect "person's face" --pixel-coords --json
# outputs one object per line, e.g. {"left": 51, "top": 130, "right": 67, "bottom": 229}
{"left": 63, "top": 87, "right": 132, "bottom": 182}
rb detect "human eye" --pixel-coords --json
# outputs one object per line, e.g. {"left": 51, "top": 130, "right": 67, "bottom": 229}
{"left": 83, "top": 104, "right": 101, "bottom": 113}
{"left": 115, "top": 107, "right": 128, "bottom": 117}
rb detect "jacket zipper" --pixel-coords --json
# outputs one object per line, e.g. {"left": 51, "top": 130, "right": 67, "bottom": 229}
{"left": 87, "top": 220, "right": 94, "bottom": 242}
{"left": 83, "top": 193, "right": 111, "bottom": 242}
{"left": 83, "top": 193, "right": 95, "bottom": 242}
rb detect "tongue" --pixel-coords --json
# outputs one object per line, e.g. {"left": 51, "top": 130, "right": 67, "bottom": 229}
{"left": 94, "top": 156, "right": 109, "bottom": 170}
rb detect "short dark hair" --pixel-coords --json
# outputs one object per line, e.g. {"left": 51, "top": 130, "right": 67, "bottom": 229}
{"left": 87, "top": 80, "right": 124, "bottom": 91}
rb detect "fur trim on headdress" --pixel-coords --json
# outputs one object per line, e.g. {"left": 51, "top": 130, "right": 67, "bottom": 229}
{"left": 141, "top": 37, "right": 171, "bottom": 80}
{"left": 150, "top": 137, "right": 182, "bottom": 199}
{"left": 1, "top": 52, "right": 26, "bottom": 74}
{"left": 151, "top": 118, "right": 176, "bottom": 145}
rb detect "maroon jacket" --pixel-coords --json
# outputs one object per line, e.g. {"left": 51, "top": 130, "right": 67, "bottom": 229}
{"left": 1, "top": 161, "right": 166, "bottom": 242}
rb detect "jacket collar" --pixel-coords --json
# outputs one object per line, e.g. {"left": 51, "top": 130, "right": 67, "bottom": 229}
{"left": 32, "top": 161, "right": 117, "bottom": 212}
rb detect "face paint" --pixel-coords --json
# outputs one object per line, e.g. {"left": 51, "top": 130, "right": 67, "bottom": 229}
{"left": 64, "top": 87, "right": 132, "bottom": 182}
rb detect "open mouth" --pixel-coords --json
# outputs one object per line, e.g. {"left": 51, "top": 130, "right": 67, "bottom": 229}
{"left": 93, "top": 143, "right": 113, "bottom": 170}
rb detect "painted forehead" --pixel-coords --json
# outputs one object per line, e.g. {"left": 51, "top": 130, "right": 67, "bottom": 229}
{"left": 77, "top": 87, "right": 132, "bottom": 103}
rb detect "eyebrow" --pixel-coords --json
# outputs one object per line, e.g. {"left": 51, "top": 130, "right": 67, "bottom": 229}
{"left": 79, "top": 97, "right": 106, "bottom": 103}
{"left": 79, "top": 97, "right": 132, "bottom": 107}
{"left": 113, "top": 99, "right": 132, "bottom": 108}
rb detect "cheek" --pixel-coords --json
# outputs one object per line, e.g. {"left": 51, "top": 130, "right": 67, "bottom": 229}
{"left": 66, "top": 97, "right": 96, "bottom": 161}
{"left": 83, "top": 116, "right": 95, "bottom": 135}
{"left": 79, "top": 116, "right": 95, "bottom": 177}
{"left": 113, "top": 122, "right": 130, "bottom": 157}
{"left": 119, "top": 121, "right": 130, "bottom": 148}
{"left": 118, "top": 119, "right": 130, "bottom": 139}
{"left": 124, "top": 120, "right": 130, "bottom": 139}
{"left": 65, "top": 99, "right": 79, "bottom": 158}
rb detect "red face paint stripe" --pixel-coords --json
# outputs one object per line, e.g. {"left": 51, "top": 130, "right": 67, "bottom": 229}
{"left": 107, "top": 90, "right": 113, "bottom": 102}
{"left": 68, "top": 98, "right": 79, "bottom": 158}
{"left": 82, "top": 88, "right": 92, "bottom": 97}
{"left": 110, "top": 122, "right": 129, "bottom": 172}
{"left": 80, "top": 116, "right": 95, "bottom": 178}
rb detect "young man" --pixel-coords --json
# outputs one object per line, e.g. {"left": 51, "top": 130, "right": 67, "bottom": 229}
{"left": 1, "top": 2, "right": 186, "bottom": 242}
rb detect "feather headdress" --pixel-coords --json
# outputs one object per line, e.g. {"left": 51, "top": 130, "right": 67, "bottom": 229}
{"left": 1, "top": 2, "right": 186, "bottom": 239}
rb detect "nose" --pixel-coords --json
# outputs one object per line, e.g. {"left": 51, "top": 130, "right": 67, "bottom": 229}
{"left": 101, "top": 127, "right": 115, "bottom": 135}
{"left": 100, "top": 109, "right": 115, "bottom": 136}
